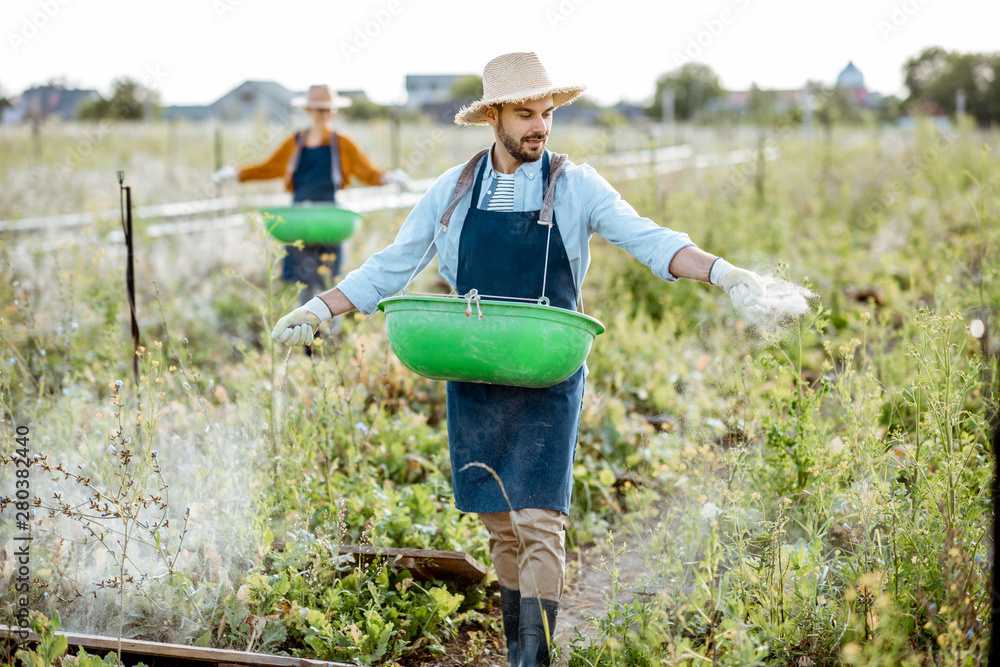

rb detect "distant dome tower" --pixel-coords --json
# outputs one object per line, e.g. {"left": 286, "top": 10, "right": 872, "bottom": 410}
{"left": 836, "top": 61, "right": 865, "bottom": 90}
{"left": 835, "top": 60, "right": 868, "bottom": 105}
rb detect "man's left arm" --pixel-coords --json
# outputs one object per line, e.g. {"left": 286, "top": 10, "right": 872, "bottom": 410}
{"left": 585, "top": 168, "right": 764, "bottom": 307}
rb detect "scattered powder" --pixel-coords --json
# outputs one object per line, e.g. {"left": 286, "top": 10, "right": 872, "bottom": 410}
{"left": 736, "top": 274, "right": 817, "bottom": 332}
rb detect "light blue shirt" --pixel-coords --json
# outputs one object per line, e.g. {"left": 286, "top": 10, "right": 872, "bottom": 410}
{"left": 337, "top": 147, "right": 696, "bottom": 315}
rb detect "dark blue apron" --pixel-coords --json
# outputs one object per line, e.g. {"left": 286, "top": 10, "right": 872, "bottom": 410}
{"left": 447, "top": 151, "right": 584, "bottom": 515}
{"left": 282, "top": 140, "right": 342, "bottom": 290}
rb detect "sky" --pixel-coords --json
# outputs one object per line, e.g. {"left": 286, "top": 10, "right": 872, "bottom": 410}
{"left": 3, "top": 0, "right": 998, "bottom": 107}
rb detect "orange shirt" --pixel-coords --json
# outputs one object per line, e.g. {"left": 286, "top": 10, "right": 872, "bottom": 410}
{"left": 237, "top": 128, "right": 384, "bottom": 192}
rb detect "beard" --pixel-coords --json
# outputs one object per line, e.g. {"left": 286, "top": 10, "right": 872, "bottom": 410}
{"left": 497, "top": 114, "right": 547, "bottom": 163}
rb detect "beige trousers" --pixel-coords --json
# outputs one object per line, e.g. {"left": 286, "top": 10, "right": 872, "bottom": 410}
{"left": 478, "top": 509, "right": 567, "bottom": 601}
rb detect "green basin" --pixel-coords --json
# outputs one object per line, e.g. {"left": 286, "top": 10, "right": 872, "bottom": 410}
{"left": 378, "top": 296, "right": 605, "bottom": 388}
{"left": 260, "top": 205, "right": 361, "bottom": 244}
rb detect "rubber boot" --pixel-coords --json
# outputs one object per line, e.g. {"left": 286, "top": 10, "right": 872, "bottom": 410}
{"left": 499, "top": 585, "right": 521, "bottom": 667}
{"left": 517, "top": 598, "right": 559, "bottom": 667}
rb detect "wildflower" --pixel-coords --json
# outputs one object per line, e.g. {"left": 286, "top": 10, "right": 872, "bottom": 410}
{"left": 39, "top": 349, "right": 46, "bottom": 356}
{"left": 700, "top": 501, "right": 723, "bottom": 520}
{"left": 71, "top": 321, "right": 79, "bottom": 330}
{"left": 967, "top": 630, "right": 974, "bottom": 639}
{"left": 8, "top": 358, "right": 14, "bottom": 366}
{"left": 115, "top": 380, "right": 123, "bottom": 388}
{"left": 356, "top": 422, "right": 369, "bottom": 433}
{"left": 929, "top": 603, "right": 937, "bottom": 613}
{"left": 124, "top": 437, "right": 131, "bottom": 445}
{"left": 57, "top": 326, "right": 64, "bottom": 334}
{"left": 108, "top": 445, "right": 116, "bottom": 455}
{"left": 151, "top": 450, "right": 158, "bottom": 457}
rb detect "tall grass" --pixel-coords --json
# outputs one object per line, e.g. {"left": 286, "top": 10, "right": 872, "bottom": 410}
{"left": 1, "top": 118, "right": 998, "bottom": 665}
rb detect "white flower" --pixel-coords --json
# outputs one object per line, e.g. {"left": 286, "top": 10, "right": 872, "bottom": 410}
{"left": 108, "top": 445, "right": 117, "bottom": 455}
{"left": 700, "top": 501, "right": 723, "bottom": 520}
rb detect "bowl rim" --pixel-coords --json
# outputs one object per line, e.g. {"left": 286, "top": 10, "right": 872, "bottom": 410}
{"left": 377, "top": 294, "right": 605, "bottom": 335}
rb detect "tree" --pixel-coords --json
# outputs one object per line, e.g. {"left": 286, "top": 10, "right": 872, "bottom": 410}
{"left": 648, "top": 63, "right": 723, "bottom": 121}
{"left": 340, "top": 96, "right": 390, "bottom": 121}
{"left": 450, "top": 75, "right": 483, "bottom": 102}
{"left": 904, "top": 47, "right": 1000, "bottom": 125}
{"left": 78, "top": 77, "right": 156, "bottom": 121}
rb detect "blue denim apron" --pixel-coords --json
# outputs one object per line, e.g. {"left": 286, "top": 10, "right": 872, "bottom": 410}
{"left": 282, "top": 138, "right": 342, "bottom": 293}
{"left": 447, "top": 151, "right": 584, "bottom": 515}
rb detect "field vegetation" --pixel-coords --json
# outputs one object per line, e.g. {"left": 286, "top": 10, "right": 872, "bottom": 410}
{"left": 1, "top": 115, "right": 998, "bottom": 666}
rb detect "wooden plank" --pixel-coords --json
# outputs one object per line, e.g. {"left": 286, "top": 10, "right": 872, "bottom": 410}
{"left": 338, "top": 545, "right": 488, "bottom": 585}
{"left": 0, "top": 625, "right": 351, "bottom": 666}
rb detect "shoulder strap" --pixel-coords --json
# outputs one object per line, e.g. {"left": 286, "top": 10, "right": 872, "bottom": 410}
{"left": 284, "top": 131, "right": 306, "bottom": 186}
{"left": 438, "top": 148, "right": 490, "bottom": 231}
{"left": 539, "top": 153, "right": 567, "bottom": 224}
{"left": 329, "top": 131, "right": 343, "bottom": 191}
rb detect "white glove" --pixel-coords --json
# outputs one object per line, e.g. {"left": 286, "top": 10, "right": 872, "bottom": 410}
{"left": 271, "top": 297, "right": 332, "bottom": 346}
{"left": 212, "top": 165, "right": 239, "bottom": 185}
{"left": 381, "top": 168, "right": 412, "bottom": 191}
{"left": 710, "top": 259, "right": 766, "bottom": 309}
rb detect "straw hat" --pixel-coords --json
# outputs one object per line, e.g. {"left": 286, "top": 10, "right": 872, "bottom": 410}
{"left": 455, "top": 52, "right": 586, "bottom": 126}
{"left": 292, "top": 84, "right": 352, "bottom": 110}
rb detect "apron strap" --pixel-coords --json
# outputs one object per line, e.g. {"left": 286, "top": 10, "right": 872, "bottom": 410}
{"left": 539, "top": 153, "right": 567, "bottom": 224}
{"left": 284, "top": 131, "right": 305, "bottom": 188}
{"left": 329, "top": 131, "right": 343, "bottom": 192}
{"left": 438, "top": 148, "right": 490, "bottom": 231}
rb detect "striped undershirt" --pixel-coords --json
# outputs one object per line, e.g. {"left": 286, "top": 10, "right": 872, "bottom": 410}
{"left": 486, "top": 173, "right": 516, "bottom": 211}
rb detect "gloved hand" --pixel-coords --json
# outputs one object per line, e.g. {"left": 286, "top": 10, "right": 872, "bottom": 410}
{"left": 271, "top": 297, "right": 332, "bottom": 346}
{"left": 710, "top": 259, "right": 766, "bottom": 309}
{"left": 212, "top": 165, "right": 239, "bottom": 185}
{"left": 381, "top": 168, "right": 412, "bottom": 191}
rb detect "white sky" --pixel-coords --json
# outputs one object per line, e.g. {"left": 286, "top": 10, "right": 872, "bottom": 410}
{"left": 3, "top": 0, "right": 998, "bottom": 106}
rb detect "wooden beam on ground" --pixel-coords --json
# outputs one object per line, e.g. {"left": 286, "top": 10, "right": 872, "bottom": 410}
{"left": 338, "top": 545, "right": 488, "bottom": 585}
{"left": 0, "top": 625, "right": 351, "bottom": 667}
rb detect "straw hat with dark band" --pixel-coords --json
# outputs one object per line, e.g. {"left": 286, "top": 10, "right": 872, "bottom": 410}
{"left": 292, "top": 84, "right": 352, "bottom": 110}
{"left": 455, "top": 52, "right": 586, "bottom": 126}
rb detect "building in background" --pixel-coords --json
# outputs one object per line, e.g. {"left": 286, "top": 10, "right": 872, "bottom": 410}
{"left": 835, "top": 60, "right": 877, "bottom": 107}
{"left": 1, "top": 85, "right": 100, "bottom": 123}
{"left": 404, "top": 74, "right": 469, "bottom": 109}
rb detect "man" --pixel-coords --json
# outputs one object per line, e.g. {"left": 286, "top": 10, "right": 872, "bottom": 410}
{"left": 271, "top": 52, "right": 765, "bottom": 667}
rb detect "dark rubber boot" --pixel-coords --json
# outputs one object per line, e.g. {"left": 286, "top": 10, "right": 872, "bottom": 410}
{"left": 516, "top": 598, "right": 559, "bottom": 667}
{"left": 500, "top": 585, "right": 521, "bottom": 667}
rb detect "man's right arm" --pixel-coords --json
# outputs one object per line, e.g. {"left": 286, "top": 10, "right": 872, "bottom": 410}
{"left": 321, "top": 165, "right": 464, "bottom": 315}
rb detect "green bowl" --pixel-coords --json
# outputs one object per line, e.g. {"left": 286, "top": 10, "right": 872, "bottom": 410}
{"left": 378, "top": 295, "right": 605, "bottom": 388}
{"left": 260, "top": 205, "right": 361, "bottom": 244}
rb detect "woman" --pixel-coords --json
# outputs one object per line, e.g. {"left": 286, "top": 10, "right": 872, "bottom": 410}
{"left": 214, "top": 84, "right": 406, "bottom": 304}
